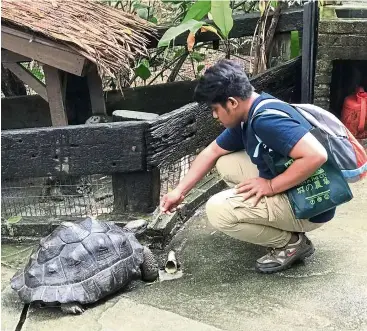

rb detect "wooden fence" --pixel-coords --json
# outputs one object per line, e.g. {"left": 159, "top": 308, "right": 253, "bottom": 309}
{"left": 1, "top": 7, "right": 306, "bottom": 216}
{"left": 2, "top": 57, "right": 302, "bottom": 214}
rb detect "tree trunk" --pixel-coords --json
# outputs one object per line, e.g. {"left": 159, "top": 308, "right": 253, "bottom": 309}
{"left": 1, "top": 64, "right": 27, "bottom": 97}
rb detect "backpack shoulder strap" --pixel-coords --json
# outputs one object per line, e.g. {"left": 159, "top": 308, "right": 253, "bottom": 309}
{"left": 250, "top": 99, "right": 290, "bottom": 157}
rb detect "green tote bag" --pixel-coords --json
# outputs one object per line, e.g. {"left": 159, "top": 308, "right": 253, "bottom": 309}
{"left": 262, "top": 128, "right": 353, "bottom": 219}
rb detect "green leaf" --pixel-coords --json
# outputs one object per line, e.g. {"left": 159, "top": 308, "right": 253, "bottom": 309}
{"left": 290, "top": 30, "right": 300, "bottom": 58}
{"left": 211, "top": 0, "right": 233, "bottom": 39}
{"left": 270, "top": 1, "right": 278, "bottom": 8}
{"left": 31, "top": 69, "right": 44, "bottom": 81}
{"left": 201, "top": 25, "right": 222, "bottom": 39}
{"left": 197, "top": 64, "right": 205, "bottom": 73}
{"left": 158, "top": 19, "right": 204, "bottom": 48}
{"left": 182, "top": 0, "right": 211, "bottom": 23}
{"left": 174, "top": 47, "right": 186, "bottom": 58}
{"left": 191, "top": 52, "right": 205, "bottom": 62}
{"left": 7, "top": 216, "right": 22, "bottom": 224}
{"left": 135, "top": 62, "right": 151, "bottom": 80}
{"left": 137, "top": 8, "right": 148, "bottom": 20}
{"left": 141, "top": 58, "right": 150, "bottom": 67}
{"left": 149, "top": 16, "right": 158, "bottom": 24}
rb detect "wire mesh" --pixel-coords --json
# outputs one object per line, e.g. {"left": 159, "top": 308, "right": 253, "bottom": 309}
{"left": 160, "top": 154, "right": 197, "bottom": 197}
{"left": 1, "top": 153, "right": 201, "bottom": 219}
{"left": 1, "top": 59, "right": 207, "bottom": 217}
{"left": 1, "top": 175, "right": 113, "bottom": 219}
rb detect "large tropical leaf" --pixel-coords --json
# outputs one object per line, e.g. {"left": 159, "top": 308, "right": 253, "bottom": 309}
{"left": 201, "top": 25, "right": 222, "bottom": 39}
{"left": 158, "top": 19, "right": 204, "bottom": 48}
{"left": 182, "top": 0, "right": 211, "bottom": 23}
{"left": 211, "top": 0, "right": 233, "bottom": 38}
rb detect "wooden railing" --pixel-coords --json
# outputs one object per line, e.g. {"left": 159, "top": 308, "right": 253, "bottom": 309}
{"left": 2, "top": 57, "right": 302, "bottom": 214}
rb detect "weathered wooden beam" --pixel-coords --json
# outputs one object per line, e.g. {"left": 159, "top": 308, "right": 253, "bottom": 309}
{"left": 250, "top": 56, "right": 301, "bottom": 99}
{"left": 148, "top": 8, "right": 303, "bottom": 48}
{"left": 1, "top": 49, "right": 31, "bottom": 63}
{"left": 146, "top": 56, "right": 301, "bottom": 168}
{"left": 112, "top": 112, "right": 160, "bottom": 213}
{"left": 3, "top": 62, "right": 48, "bottom": 101}
{"left": 1, "top": 26, "right": 87, "bottom": 76}
{"left": 1, "top": 122, "right": 147, "bottom": 179}
{"left": 146, "top": 102, "right": 220, "bottom": 169}
{"left": 43, "top": 65, "right": 68, "bottom": 126}
{"left": 87, "top": 65, "right": 106, "bottom": 115}
{"left": 112, "top": 110, "right": 159, "bottom": 122}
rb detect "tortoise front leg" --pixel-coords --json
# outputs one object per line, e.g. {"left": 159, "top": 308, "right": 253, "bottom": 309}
{"left": 141, "top": 246, "right": 159, "bottom": 282}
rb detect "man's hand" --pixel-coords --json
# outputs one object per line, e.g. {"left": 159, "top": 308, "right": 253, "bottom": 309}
{"left": 235, "top": 177, "right": 275, "bottom": 206}
{"left": 160, "top": 188, "right": 185, "bottom": 214}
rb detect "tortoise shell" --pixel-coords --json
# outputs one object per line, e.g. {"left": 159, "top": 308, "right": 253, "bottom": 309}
{"left": 11, "top": 218, "right": 144, "bottom": 304}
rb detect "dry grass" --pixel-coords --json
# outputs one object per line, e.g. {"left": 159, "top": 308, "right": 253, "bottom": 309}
{"left": 1, "top": 0, "right": 157, "bottom": 86}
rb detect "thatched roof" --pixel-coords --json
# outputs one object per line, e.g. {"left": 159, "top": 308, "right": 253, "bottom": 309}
{"left": 1, "top": 0, "right": 156, "bottom": 82}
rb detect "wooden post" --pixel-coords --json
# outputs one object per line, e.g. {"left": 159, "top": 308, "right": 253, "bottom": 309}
{"left": 43, "top": 65, "right": 68, "bottom": 126}
{"left": 112, "top": 169, "right": 160, "bottom": 213}
{"left": 87, "top": 65, "right": 106, "bottom": 115}
{"left": 301, "top": 1, "right": 319, "bottom": 103}
{"left": 112, "top": 110, "right": 160, "bottom": 213}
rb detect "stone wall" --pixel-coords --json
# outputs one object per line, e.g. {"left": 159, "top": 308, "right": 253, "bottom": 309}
{"left": 314, "top": 19, "right": 367, "bottom": 112}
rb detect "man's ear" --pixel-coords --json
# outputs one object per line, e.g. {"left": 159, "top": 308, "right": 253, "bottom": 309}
{"left": 228, "top": 97, "right": 239, "bottom": 108}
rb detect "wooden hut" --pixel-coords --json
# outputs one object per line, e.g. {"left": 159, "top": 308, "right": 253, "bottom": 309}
{"left": 1, "top": 0, "right": 155, "bottom": 126}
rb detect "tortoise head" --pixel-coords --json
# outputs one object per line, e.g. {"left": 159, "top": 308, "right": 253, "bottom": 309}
{"left": 123, "top": 219, "right": 147, "bottom": 236}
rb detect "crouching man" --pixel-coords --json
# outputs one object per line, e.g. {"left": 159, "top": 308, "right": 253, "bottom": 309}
{"left": 160, "top": 60, "right": 333, "bottom": 273}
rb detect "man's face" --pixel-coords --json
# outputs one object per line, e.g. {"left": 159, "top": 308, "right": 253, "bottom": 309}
{"left": 211, "top": 98, "right": 242, "bottom": 128}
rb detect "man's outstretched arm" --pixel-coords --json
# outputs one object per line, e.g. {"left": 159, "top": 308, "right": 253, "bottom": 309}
{"left": 160, "top": 140, "right": 231, "bottom": 214}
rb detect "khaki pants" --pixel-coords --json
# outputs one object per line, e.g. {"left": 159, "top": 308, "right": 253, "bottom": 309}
{"left": 206, "top": 151, "right": 323, "bottom": 248}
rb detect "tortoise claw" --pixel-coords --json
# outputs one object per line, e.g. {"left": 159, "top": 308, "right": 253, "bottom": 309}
{"left": 61, "top": 303, "right": 84, "bottom": 314}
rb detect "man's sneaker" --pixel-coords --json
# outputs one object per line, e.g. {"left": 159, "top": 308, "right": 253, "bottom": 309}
{"left": 255, "top": 233, "right": 315, "bottom": 274}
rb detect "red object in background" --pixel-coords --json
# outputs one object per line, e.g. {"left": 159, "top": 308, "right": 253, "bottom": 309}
{"left": 341, "top": 87, "right": 367, "bottom": 139}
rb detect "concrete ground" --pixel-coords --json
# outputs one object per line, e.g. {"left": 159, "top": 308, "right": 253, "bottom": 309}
{"left": 2, "top": 180, "right": 367, "bottom": 331}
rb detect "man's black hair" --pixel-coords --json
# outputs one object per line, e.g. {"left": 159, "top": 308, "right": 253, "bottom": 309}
{"left": 193, "top": 59, "right": 254, "bottom": 106}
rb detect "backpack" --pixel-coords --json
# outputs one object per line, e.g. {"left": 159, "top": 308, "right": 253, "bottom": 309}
{"left": 251, "top": 98, "right": 367, "bottom": 183}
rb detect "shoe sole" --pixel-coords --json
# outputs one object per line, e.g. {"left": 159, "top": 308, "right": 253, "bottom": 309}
{"left": 255, "top": 246, "right": 315, "bottom": 274}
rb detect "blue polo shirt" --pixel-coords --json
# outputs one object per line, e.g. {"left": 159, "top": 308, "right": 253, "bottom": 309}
{"left": 216, "top": 92, "right": 335, "bottom": 223}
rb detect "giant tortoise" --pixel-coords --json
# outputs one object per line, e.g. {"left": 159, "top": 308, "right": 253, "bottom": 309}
{"left": 11, "top": 217, "right": 158, "bottom": 314}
